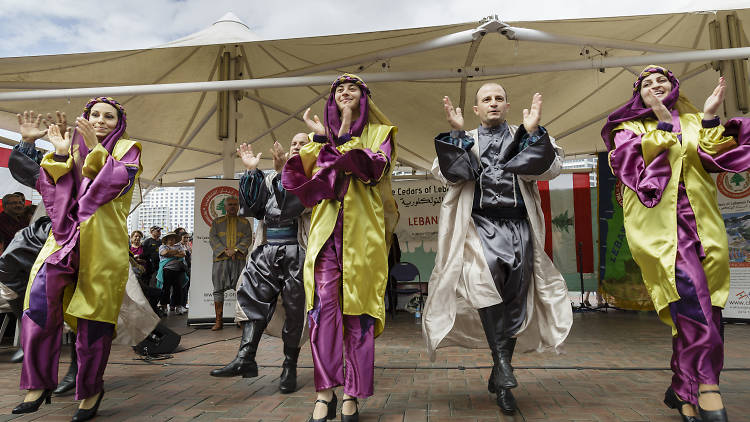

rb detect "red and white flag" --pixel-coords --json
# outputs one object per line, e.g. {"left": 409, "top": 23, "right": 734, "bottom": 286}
{"left": 537, "top": 173, "right": 594, "bottom": 274}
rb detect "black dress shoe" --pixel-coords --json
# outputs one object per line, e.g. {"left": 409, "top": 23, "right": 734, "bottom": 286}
{"left": 12, "top": 389, "right": 52, "bottom": 414}
{"left": 341, "top": 397, "right": 359, "bottom": 422}
{"left": 664, "top": 387, "right": 701, "bottom": 422}
{"left": 71, "top": 390, "right": 104, "bottom": 422}
{"left": 496, "top": 388, "right": 517, "bottom": 415}
{"left": 698, "top": 390, "right": 728, "bottom": 422}
{"left": 10, "top": 348, "right": 24, "bottom": 363}
{"left": 488, "top": 369, "right": 496, "bottom": 394}
{"left": 309, "top": 392, "right": 337, "bottom": 422}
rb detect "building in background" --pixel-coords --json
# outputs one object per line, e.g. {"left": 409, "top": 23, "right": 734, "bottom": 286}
{"left": 128, "top": 186, "right": 195, "bottom": 234}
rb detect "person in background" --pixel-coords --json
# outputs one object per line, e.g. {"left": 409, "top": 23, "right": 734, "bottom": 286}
{"left": 179, "top": 232, "right": 192, "bottom": 314}
{"left": 157, "top": 232, "right": 187, "bottom": 315}
{"left": 208, "top": 197, "right": 253, "bottom": 330}
{"left": 0, "top": 194, "right": 26, "bottom": 253}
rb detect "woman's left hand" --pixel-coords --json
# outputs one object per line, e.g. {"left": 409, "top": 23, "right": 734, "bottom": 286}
{"left": 703, "top": 76, "right": 726, "bottom": 121}
{"left": 76, "top": 117, "right": 99, "bottom": 150}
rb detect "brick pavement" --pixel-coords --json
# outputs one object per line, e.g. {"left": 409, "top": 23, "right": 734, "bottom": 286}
{"left": 0, "top": 309, "right": 747, "bottom": 421}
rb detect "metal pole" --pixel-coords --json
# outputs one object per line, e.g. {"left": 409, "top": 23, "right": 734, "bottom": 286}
{"left": 498, "top": 25, "right": 694, "bottom": 53}
{"left": 2, "top": 46, "right": 750, "bottom": 101}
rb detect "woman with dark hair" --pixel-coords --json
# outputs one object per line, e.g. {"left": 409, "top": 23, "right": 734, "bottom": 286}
{"left": 283, "top": 74, "right": 398, "bottom": 422}
{"left": 13, "top": 97, "right": 141, "bottom": 421}
{"left": 602, "top": 66, "right": 750, "bottom": 422}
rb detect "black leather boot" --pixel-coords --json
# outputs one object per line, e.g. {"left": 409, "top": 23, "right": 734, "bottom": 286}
{"left": 54, "top": 346, "right": 77, "bottom": 395}
{"left": 210, "top": 321, "right": 264, "bottom": 378}
{"left": 496, "top": 337, "right": 517, "bottom": 389}
{"left": 496, "top": 388, "right": 517, "bottom": 415}
{"left": 477, "top": 305, "right": 501, "bottom": 394}
{"left": 279, "top": 344, "right": 300, "bottom": 394}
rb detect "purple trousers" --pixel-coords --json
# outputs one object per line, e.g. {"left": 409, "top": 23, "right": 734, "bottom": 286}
{"left": 20, "top": 247, "right": 114, "bottom": 400}
{"left": 309, "top": 234, "right": 375, "bottom": 398}
{"left": 668, "top": 184, "right": 724, "bottom": 405}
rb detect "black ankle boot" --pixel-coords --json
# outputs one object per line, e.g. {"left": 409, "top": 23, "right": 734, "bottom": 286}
{"left": 54, "top": 347, "right": 77, "bottom": 395}
{"left": 496, "top": 388, "right": 517, "bottom": 415}
{"left": 496, "top": 337, "right": 517, "bottom": 389}
{"left": 210, "top": 321, "right": 264, "bottom": 378}
{"left": 698, "top": 390, "right": 729, "bottom": 422}
{"left": 279, "top": 344, "right": 300, "bottom": 394}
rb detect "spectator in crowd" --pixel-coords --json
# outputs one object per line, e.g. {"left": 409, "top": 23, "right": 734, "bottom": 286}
{"left": 0, "top": 194, "right": 26, "bottom": 253}
{"left": 208, "top": 196, "right": 253, "bottom": 330}
{"left": 141, "top": 226, "right": 162, "bottom": 281}
{"left": 179, "top": 232, "right": 192, "bottom": 312}
{"left": 157, "top": 232, "right": 188, "bottom": 315}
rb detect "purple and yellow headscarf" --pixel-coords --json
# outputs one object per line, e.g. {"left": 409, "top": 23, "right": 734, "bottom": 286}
{"left": 323, "top": 73, "right": 392, "bottom": 142}
{"left": 601, "top": 65, "right": 696, "bottom": 151}
{"left": 74, "top": 96, "right": 127, "bottom": 159}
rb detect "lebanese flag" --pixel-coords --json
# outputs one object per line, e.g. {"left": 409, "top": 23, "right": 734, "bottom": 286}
{"left": 537, "top": 173, "right": 594, "bottom": 274}
{"left": 0, "top": 145, "right": 33, "bottom": 213}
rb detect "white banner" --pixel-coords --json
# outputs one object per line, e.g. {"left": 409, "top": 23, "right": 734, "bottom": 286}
{"left": 392, "top": 178, "right": 446, "bottom": 253}
{"left": 714, "top": 171, "right": 750, "bottom": 320}
{"left": 188, "top": 178, "right": 250, "bottom": 324}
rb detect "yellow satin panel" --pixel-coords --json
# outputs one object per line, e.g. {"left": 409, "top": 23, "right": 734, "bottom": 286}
{"left": 615, "top": 113, "right": 730, "bottom": 333}
{"left": 299, "top": 123, "right": 396, "bottom": 337}
{"left": 26, "top": 139, "right": 142, "bottom": 328}
{"left": 81, "top": 144, "right": 110, "bottom": 179}
{"left": 40, "top": 152, "right": 74, "bottom": 183}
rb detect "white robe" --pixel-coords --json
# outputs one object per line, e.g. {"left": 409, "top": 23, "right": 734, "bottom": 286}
{"left": 423, "top": 127, "right": 572, "bottom": 361}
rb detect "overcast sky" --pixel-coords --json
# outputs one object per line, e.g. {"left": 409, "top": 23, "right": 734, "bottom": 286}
{"left": 1, "top": 0, "right": 749, "bottom": 58}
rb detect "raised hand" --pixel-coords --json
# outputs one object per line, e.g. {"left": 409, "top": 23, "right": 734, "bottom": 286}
{"left": 75, "top": 117, "right": 98, "bottom": 150}
{"left": 641, "top": 90, "right": 672, "bottom": 123}
{"left": 271, "top": 141, "right": 288, "bottom": 172}
{"left": 237, "top": 142, "right": 262, "bottom": 171}
{"left": 47, "top": 124, "right": 72, "bottom": 156}
{"left": 704, "top": 76, "right": 726, "bottom": 120}
{"left": 42, "top": 111, "right": 68, "bottom": 136}
{"left": 443, "top": 96, "right": 463, "bottom": 130}
{"left": 17, "top": 110, "right": 48, "bottom": 143}
{"left": 522, "top": 93, "right": 543, "bottom": 134}
{"left": 303, "top": 108, "right": 326, "bottom": 136}
{"left": 338, "top": 106, "right": 352, "bottom": 138}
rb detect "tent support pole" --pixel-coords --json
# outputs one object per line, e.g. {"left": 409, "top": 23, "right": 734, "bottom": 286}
{"left": 3, "top": 46, "right": 750, "bottom": 101}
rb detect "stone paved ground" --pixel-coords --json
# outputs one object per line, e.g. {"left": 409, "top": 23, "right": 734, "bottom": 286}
{"left": 0, "top": 309, "right": 747, "bottom": 421}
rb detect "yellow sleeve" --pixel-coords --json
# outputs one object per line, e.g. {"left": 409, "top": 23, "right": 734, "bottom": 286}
{"left": 81, "top": 143, "right": 110, "bottom": 179}
{"left": 697, "top": 113, "right": 737, "bottom": 156}
{"left": 40, "top": 152, "right": 74, "bottom": 184}
{"left": 640, "top": 129, "right": 678, "bottom": 166}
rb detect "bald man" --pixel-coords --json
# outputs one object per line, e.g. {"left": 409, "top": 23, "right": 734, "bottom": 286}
{"left": 210, "top": 134, "right": 310, "bottom": 394}
{"left": 423, "top": 83, "right": 572, "bottom": 415}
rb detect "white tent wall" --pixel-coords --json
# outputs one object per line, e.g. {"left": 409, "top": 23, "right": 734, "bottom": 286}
{"left": 0, "top": 9, "right": 749, "bottom": 184}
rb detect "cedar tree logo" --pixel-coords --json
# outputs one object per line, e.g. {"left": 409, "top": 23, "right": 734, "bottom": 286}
{"left": 717, "top": 171, "right": 750, "bottom": 199}
{"left": 200, "top": 186, "right": 239, "bottom": 226}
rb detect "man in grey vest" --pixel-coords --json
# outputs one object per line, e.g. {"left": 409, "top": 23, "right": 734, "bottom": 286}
{"left": 424, "top": 83, "right": 572, "bottom": 415}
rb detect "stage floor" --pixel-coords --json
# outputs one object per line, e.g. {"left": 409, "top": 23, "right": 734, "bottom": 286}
{"left": 0, "top": 309, "right": 747, "bottom": 421}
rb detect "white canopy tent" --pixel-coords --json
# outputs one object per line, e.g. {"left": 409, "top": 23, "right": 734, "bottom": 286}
{"left": 0, "top": 9, "right": 749, "bottom": 188}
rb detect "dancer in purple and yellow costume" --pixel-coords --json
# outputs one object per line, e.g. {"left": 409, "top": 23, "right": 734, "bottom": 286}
{"left": 603, "top": 66, "right": 749, "bottom": 422}
{"left": 282, "top": 74, "right": 398, "bottom": 422}
{"left": 14, "top": 97, "right": 141, "bottom": 422}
